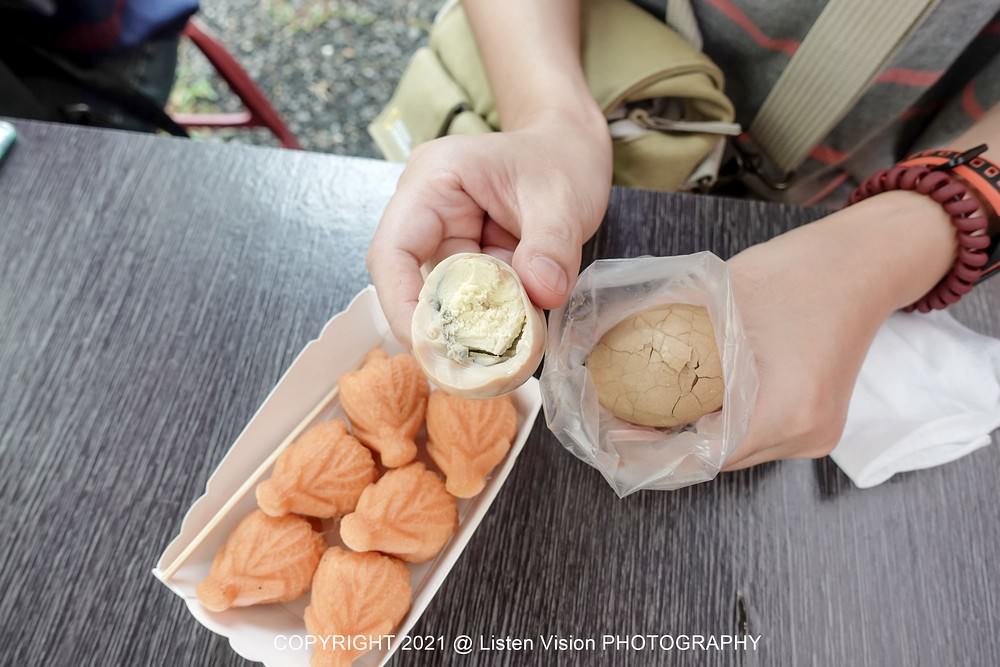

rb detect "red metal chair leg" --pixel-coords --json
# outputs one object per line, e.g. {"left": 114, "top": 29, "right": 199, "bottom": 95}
{"left": 174, "top": 18, "right": 302, "bottom": 149}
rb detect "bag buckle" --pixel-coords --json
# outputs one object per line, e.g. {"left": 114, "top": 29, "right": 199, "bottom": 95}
{"left": 929, "top": 143, "right": 989, "bottom": 172}
{"left": 711, "top": 135, "right": 793, "bottom": 194}
{"left": 729, "top": 134, "right": 793, "bottom": 191}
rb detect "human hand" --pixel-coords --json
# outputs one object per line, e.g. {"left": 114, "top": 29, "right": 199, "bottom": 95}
{"left": 722, "top": 191, "right": 956, "bottom": 470}
{"left": 367, "top": 111, "right": 612, "bottom": 345}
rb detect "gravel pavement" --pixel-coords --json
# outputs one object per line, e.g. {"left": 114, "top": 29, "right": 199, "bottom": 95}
{"left": 170, "top": 0, "right": 441, "bottom": 156}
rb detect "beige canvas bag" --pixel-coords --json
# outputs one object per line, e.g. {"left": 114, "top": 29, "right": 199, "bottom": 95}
{"left": 370, "top": 0, "right": 738, "bottom": 192}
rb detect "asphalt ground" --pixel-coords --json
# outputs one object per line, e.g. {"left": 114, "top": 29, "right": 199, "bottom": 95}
{"left": 170, "top": 0, "right": 441, "bottom": 157}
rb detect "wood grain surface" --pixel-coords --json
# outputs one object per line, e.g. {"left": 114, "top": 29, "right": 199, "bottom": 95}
{"left": 0, "top": 120, "right": 998, "bottom": 667}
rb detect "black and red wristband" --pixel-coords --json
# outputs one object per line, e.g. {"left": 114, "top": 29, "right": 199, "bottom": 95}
{"left": 847, "top": 144, "right": 1000, "bottom": 312}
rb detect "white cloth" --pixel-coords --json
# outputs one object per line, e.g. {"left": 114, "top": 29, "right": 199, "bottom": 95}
{"left": 831, "top": 310, "right": 1000, "bottom": 488}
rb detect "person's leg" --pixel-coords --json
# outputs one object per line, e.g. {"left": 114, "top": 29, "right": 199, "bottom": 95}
{"left": 79, "top": 32, "right": 181, "bottom": 132}
{"left": 0, "top": 62, "right": 53, "bottom": 120}
{"left": 0, "top": 27, "right": 182, "bottom": 132}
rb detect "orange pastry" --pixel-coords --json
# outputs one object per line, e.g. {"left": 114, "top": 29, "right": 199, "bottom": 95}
{"left": 340, "top": 462, "right": 458, "bottom": 563}
{"left": 426, "top": 391, "right": 518, "bottom": 498}
{"left": 305, "top": 547, "right": 412, "bottom": 667}
{"left": 196, "top": 510, "right": 325, "bottom": 612}
{"left": 256, "top": 420, "right": 377, "bottom": 519}
{"left": 338, "top": 349, "right": 428, "bottom": 468}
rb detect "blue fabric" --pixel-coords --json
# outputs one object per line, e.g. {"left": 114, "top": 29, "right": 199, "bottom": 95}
{"left": 120, "top": 0, "right": 199, "bottom": 47}
{"left": 4, "top": 1, "right": 199, "bottom": 50}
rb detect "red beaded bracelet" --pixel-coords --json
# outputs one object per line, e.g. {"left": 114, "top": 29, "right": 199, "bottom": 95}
{"left": 847, "top": 144, "right": 999, "bottom": 312}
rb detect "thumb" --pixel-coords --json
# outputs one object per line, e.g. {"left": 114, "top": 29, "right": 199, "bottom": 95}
{"left": 511, "top": 215, "right": 581, "bottom": 310}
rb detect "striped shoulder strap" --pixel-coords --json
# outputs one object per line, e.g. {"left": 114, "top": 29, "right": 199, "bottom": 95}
{"left": 748, "top": 0, "right": 939, "bottom": 174}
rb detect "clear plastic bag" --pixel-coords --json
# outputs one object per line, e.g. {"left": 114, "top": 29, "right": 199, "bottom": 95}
{"left": 540, "top": 252, "right": 758, "bottom": 497}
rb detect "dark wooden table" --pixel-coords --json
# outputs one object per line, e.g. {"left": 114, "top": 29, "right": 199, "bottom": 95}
{"left": 1, "top": 120, "right": 998, "bottom": 667}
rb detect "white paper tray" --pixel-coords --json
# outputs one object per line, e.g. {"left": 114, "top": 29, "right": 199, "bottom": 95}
{"left": 153, "top": 286, "right": 542, "bottom": 666}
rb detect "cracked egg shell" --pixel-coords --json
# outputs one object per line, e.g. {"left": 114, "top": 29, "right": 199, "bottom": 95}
{"left": 411, "top": 253, "right": 546, "bottom": 398}
{"left": 586, "top": 304, "right": 724, "bottom": 428}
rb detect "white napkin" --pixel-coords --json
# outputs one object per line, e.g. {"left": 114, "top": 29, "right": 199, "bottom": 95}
{"left": 830, "top": 310, "right": 1000, "bottom": 488}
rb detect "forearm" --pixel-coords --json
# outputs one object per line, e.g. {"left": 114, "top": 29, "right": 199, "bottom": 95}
{"left": 800, "top": 192, "right": 955, "bottom": 315}
{"left": 803, "top": 103, "right": 1000, "bottom": 313}
{"left": 880, "top": 103, "right": 1000, "bottom": 307}
{"left": 464, "top": 0, "right": 604, "bottom": 132}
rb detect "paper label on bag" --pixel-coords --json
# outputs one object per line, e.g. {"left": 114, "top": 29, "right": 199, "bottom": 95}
{"left": 385, "top": 109, "right": 412, "bottom": 157}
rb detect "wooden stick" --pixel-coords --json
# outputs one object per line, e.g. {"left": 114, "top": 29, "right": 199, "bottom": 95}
{"left": 158, "top": 383, "right": 341, "bottom": 581}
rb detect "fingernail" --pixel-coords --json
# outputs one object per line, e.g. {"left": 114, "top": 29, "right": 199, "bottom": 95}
{"left": 529, "top": 255, "right": 568, "bottom": 294}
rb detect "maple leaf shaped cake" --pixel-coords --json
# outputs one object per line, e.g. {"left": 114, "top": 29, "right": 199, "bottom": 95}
{"left": 426, "top": 390, "right": 518, "bottom": 498}
{"left": 305, "top": 547, "right": 412, "bottom": 667}
{"left": 196, "top": 510, "right": 325, "bottom": 612}
{"left": 339, "top": 462, "right": 458, "bottom": 563}
{"left": 256, "top": 420, "right": 377, "bottom": 519}
{"left": 338, "top": 349, "right": 429, "bottom": 468}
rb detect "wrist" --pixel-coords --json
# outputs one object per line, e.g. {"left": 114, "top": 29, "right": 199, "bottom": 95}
{"left": 511, "top": 100, "right": 612, "bottom": 178}
{"left": 815, "top": 190, "right": 956, "bottom": 312}
{"left": 521, "top": 103, "right": 610, "bottom": 156}
{"left": 503, "top": 77, "right": 606, "bottom": 134}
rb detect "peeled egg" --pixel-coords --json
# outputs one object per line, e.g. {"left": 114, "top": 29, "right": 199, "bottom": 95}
{"left": 411, "top": 253, "right": 545, "bottom": 398}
